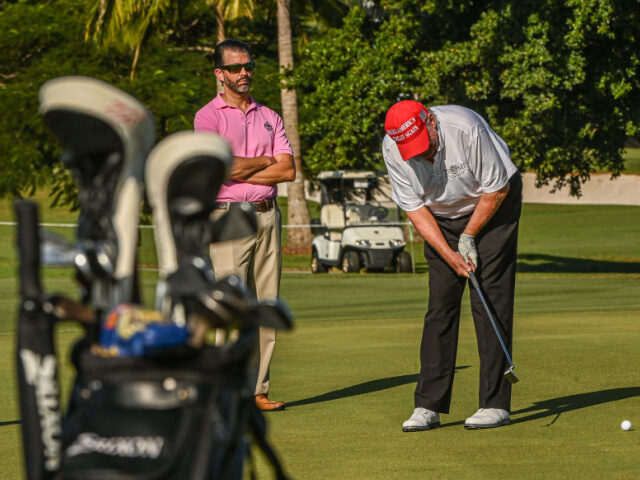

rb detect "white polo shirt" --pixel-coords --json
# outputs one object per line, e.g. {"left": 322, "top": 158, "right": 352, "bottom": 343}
{"left": 382, "top": 105, "right": 518, "bottom": 219}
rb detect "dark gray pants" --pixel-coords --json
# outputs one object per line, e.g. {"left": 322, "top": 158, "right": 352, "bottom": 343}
{"left": 415, "top": 173, "right": 522, "bottom": 413}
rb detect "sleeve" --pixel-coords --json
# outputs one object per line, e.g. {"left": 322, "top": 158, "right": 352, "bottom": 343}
{"left": 382, "top": 138, "right": 424, "bottom": 212}
{"left": 193, "top": 106, "right": 218, "bottom": 133}
{"left": 468, "top": 130, "right": 511, "bottom": 193}
{"left": 271, "top": 112, "right": 294, "bottom": 156}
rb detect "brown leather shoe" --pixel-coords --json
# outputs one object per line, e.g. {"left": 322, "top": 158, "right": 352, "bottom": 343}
{"left": 255, "top": 394, "right": 285, "bottom": 411}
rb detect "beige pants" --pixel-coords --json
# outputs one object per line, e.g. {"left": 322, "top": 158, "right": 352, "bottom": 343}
{"left": 210, "top": 203, "right": 282, "bottom": 396}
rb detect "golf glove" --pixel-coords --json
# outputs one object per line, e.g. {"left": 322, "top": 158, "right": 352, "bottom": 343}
{"left": 458, "top": 234, "right": 478, "bottom": 267}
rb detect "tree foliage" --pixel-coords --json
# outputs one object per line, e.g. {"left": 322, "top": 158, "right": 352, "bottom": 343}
{"left": 295, "top": 0, "right": 640, "bottom": 195}
{"left": 85, "top": 0, "right": 258, "bottom": 79}
{"left": 0, "top": 0, "right": 280, "bottom": 204}
{"left": 0, "top": 0, "right": 114, "bottom": 201}
{"left": 2, "top": 0, "right": 638, "bottom": 203}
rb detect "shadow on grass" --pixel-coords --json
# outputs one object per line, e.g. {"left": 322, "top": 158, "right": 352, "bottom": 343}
{"left": 517, "top": 254, "right": 640, "bottom": 274}
{"left": 511, "top": 387, "right": 640, "bottom": 426}
{"left": 288, "top": 366, "right": 469, "bottom": 407}
{"left": 325, "top": 253, "right": 640, "bottom": 275}
{"left": 443, "top": 387, "right": 640, "bottom": 427}
{"left": 436, "top": 387, "right": 640, "bottom": 428}
{"left": 0, "top": 420, "right": 20, "bottom": 427}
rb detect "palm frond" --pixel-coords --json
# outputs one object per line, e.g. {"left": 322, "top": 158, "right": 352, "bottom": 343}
{"left": 86, "top": 0, "right": 173, "bottom": 51}
{"left": 223, "top": 0, "right": 255, "bottom": 21}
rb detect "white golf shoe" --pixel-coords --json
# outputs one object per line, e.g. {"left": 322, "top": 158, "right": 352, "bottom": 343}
{"left": 402, "top": 408, "right": 441, "bottom": 432}
{"left": 464, "top": 408, "right": 511, "bottom": 429}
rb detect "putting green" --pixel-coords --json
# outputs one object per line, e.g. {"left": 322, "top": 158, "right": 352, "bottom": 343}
{"left": 255, "top": 273, "right": 639, "bottom": 480}
{"left": 0, "top": 202, "right": 638, "bottom": 479}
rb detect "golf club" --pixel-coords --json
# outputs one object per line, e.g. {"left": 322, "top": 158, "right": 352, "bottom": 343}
{"left": 468, "top": 270, "right": 519, "bottom": 384}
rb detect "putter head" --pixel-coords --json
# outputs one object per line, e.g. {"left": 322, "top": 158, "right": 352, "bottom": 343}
{"left": 504, "top": 366, "right": 519, "bottom": 384}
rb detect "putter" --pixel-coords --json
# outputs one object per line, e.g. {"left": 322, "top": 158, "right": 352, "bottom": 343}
{"left": 468, "top": 271, "right": 519, "bottom": 384}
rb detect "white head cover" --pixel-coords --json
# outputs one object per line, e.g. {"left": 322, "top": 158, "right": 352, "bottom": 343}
{"left": 39, "top": 76, "right": 156, "bottom": 304}
{"left": 145, "top": 131, "right": 233, "bottom": 276}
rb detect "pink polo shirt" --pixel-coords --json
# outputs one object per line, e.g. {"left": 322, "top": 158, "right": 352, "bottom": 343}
{"left": 194, "top": 94, "right": 293, "bottom": 202}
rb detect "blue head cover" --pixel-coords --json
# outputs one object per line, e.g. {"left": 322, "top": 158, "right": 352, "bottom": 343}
{"left": 99, "top": 304, "right": 188, "bottom": 356}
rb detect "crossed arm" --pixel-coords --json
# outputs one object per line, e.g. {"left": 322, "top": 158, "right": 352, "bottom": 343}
{"left": 405, "top": 183, "right": 509, "bottom": 277}
{"left": 228, "top": 153, "right": 295, "bottom": 185}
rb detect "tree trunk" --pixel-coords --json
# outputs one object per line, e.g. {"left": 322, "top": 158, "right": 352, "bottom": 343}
{"left": 130, "top": 43, "right": 141, "bottom": 80}
{"left": 215, "top": 4, "right": 225, "bottom": 94}
{"left": 277, "top": 0, "right": 312, "bottom": 252}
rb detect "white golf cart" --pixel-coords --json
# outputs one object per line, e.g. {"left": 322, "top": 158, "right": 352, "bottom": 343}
{"left": 310, "top": 170, "right": 413, "bottom": 273}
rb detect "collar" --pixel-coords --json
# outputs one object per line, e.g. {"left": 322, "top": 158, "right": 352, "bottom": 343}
{"left": 431, "top": 112, "right": 445, "bottom": 154}
{"left": 213, "top": 93, "right": 260, "bottom": 113}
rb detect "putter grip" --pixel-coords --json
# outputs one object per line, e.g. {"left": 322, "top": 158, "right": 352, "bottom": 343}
{"left": 468, "top": 270, "right": 480, "bottom": 291}
{"left": 14, "top": 200, "right": 43, "bottom": 299}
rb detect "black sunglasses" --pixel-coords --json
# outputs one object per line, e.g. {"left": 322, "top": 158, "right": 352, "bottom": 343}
{"left": 218, "top": 62, "right": 255, "bottom": 73}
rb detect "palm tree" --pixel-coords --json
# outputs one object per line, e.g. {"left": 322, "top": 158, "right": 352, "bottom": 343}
{"left": 277, "top": 0, "right": 312, "bottom": 250}
{"left": 86, "top": 0, "right": 348, "bottom": 251}
{"left": 86, "top": 0, "right": 255, "bottom": 81}
{"left": 280, "top": 0, "right": 350, "bottom": 250}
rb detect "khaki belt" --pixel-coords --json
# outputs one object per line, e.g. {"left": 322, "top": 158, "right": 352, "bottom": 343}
{"left": 214, "top": 198, "right": 275, "bottom": 213}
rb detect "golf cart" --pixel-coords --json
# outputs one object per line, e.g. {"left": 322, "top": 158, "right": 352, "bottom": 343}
{"left": 311, "top": 171, "right": 413, "bottom": 273}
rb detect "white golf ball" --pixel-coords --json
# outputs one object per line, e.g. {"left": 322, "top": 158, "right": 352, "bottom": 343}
{"left": 621, "top": 420, "right": 632, "bottom": 431}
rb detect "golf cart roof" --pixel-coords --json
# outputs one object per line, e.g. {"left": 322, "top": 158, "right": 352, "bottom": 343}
{"left": 317, "top": 171, "right": 377, "bottom": 181}
{"left": 316, "top": 171, "right": 381, "bottom": 205}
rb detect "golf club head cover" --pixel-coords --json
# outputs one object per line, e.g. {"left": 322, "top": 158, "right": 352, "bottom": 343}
{"left": 98, "top": 304, "right": 189, "bottom": 357}
{"left": 208, "top": 202, "right": 258, "bottom": 244}
{"left": 145, "top": 131, "right": 233, "bottom": 278}
{"left": 39, "top": 76, "right": 156, "bottom": 307}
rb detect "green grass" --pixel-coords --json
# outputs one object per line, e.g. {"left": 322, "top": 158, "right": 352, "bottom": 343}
{"left": 0, "top": 197, "right": 639, "bottom": 479}
{"left": 518, "top": 204, "right": 640, "bottom": 270}
{"left": 282, "top": 203, "right": 640, "bottom": 274}
{"left": 262, "top": 273, "right": 640, "bottom": 480}
{"left": 622, "top": 147, "right": 640, "bottom": 175}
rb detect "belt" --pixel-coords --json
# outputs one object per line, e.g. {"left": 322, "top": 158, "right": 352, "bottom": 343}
{"left": 214, "top": 198, "right": 275, "bottom": 213}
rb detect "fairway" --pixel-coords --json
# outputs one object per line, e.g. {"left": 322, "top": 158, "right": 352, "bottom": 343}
{"left": 0, "top": 202, "right": 638, "bottom": 479}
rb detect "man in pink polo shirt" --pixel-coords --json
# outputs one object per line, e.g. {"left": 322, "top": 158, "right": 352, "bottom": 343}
{"left": 194, "top": 39, "right": 295, "bottom": 412}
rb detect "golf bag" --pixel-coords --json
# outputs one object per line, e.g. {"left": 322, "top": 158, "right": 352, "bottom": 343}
{"left": 16, "top": 77, "right": 293, "bottom": 480}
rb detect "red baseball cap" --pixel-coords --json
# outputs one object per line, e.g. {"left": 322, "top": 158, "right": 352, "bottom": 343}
{"left": 384, "top": 100, "right": 430, "bottom": 161}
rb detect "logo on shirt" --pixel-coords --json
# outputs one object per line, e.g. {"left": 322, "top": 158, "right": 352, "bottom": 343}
{"left": 264, "top": 121, "right": 273, "bottom": 131}
{"left": 445, "top": 163, "right": 469, "bottom": 178}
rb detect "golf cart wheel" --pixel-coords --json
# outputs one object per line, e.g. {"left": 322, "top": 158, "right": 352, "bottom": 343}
{"left": 311, "top": 249, "right": 328, "bottom": 273}
{"left": 394, "top": 250, "right": 412, "bottom": 273}
{"left": 341, "top": 251, "right": 360, "bottom": 273}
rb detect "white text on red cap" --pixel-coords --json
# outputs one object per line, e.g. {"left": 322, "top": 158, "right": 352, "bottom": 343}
{"left": 387, "top": 117, "right": 416, "bottom": 136}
